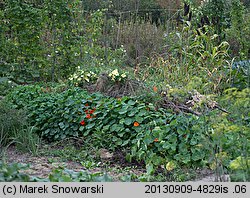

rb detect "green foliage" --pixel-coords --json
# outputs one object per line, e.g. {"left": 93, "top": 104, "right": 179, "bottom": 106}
{"left": 1, "top": 0, "right": 249, "bottom": 182}
{"left": 129, "top": 113, "right": 211, "bottom": 174}
{"left": 0, "top": 161, "right": 113, "bottom": 182}
{"left": 194, "top": 0, "right": 250, "bottom": 59}
{"left": 0, "top": 78, "right": 17, "bottom": 96}
{"left": 217, "top": 88, "right": 250, "bottom": 158}
{"left": 0, "top": 101, "right": 27, "bottom": 147}
{"left": 207, "top": 88, "right": 250, "bottom": 181}
{"left": 231, "top": 60, "right": 250, "bottom": 89}
{"left": 0, "top": 1, "right": 127, "bottom": 82}
{"left": 164, "top": 21, "right": 231, "bottom": 92}
{"left": 6, "top": 85, "right": 43, "bottom": 109}
{"left": 229, "top": 156, "right": 250, "bottom": 181}
{"left": 220, "top": 88, "right": 250, "bottom": 126}
{"left": 69, "top": 68, "right": 98, "bottom": 87}
{"left": 27, "top": 88, "right": 90, "bottom": 140}
{"left": 230, "top": 156, "right": 250, "bottom": 171}
{"left": 0, "top": 161, "right": 31, "bottom": 182}
{"left": 12, "top": 126, "right": 41, "bottom": 156}
{"left": 5, "top": 83, "right": 249, "bottom": 179}
{"left": 0, "top": 0, "right": 44, "bottom": 83}
{"left": 199, "top": 0, "right": 231, "bottom": 40}
{"left": 226, "top": 0, "right": 250, "bottom": 59}
{"left": 108, "top": 69, "right": 128, "bottom": 83}
{"left": 6, "top": 84, "right": 214, "bottom": 172}
{"left": 41, "top": 144, "right": 96, "bottom": 163}
{"left": 48, "top": 167, "right": 113, "bottom": 182}
{"left": 88, "top": 96, "right": 167, "bottom": 149}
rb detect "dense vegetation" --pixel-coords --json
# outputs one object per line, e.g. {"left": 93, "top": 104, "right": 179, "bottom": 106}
{"left": 0, "top": 0, "right": 249, "bottom": 181}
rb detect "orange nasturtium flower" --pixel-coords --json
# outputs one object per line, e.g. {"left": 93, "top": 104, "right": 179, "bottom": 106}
{"left": 86, "top": 114, "right": 91, "bottom": 119}
{"left": 153, "top": 86, "right": 158, "bottom": 92}
{"left": 85, "top": 103, "right": 89, "bottom": 106}
{"left": 80, "top": 120, "right": 85, "bottom": 126}
{"left": 133, "top": 121, "right": 140, "bottom": 127}
{"left": 154, "top": 138, "right": 159, "bottom": 142}
{"left": 89, "top": 109, "right": 95, "bottom": 114}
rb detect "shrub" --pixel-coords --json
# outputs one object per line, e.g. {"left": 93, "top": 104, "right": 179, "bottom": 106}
{"left": 231, "top": 60, "right": 250, "bottom": 90}
{"left": 27, "top": 88, "right": 91, "bottom": 141}
{"left": 128, "top": 113, "right": 212, "bottom": 174}
{"left": 6, "top": 84, "right": 214, "bottom": 171}
{"left": 0, "top": 78, "right": 17, "bottom": 96}
{"left": 6, "top": 85, "right": 43, "bottom": 109}
{"left": 206, "top": 88, "right": 250, "bottom": 180}
{"left": 226, "top": 0, "right": 250, "bottom": 59}
{"left": 229, "top": 156, "right": 250, "bottom": 181}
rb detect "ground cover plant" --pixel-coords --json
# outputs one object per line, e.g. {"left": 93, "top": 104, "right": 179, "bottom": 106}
{"left": 0, "top": 0, "right": 249, "bottom": 181}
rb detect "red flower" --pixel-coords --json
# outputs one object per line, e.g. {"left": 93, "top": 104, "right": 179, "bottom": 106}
{"left": 86, "top": 114, "right": 91, "bottom": 119}
{"left": 80, "top": 120, "right": 85, "bottom": 126}
{"left": 154, "top": 138, "right": 159, "bottom": 142}
{"left": 85, "top": 110, "right": 89, "bottom": 113}
{"left": 89, "top": 109, "right": 95, "bottom": 114}
{"left": 85, "top": 103, "right": 89, "bottom": 106}
{"left": 133, "top": 122, "right": 140, "bottom": 127}
{"left": 153, "top": 86, "right": 158, "bottom": 92}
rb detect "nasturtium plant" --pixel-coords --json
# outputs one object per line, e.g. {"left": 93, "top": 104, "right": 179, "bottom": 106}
{"left": 0, "top": 161, "right": 113, "bottom": 182}
{"left": 7, "top": 84, "right": 214, "bottom": 171}
{"left": 129, "top": 113, "right": 212, "bottom": 174}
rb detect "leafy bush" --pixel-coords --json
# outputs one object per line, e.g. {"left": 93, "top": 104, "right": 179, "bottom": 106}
{"left": 226, "top": 0, "right": 250, "bottom": 59}
{"left": 220, "top": 88, "right": 250, "bottom": 126}
{"left": 199, "top": 0, "right": 231, "bottom": 40}
{"left": 161, "top": 19, "right": 232, "bottom": 92}
{"left": 6, "top": 85, "right": 43, "bottom": 109}
{"left": 129, "top": 113, "right": 211, "bottom": 174}
{"left": 6, "top": 84, "right": 213, "bottom": 171}
{"left": 229, "top": 156, "right": 250, "bottom": 181}
{"left": 231, "top": 60, "right": 250, "bottom": 89}
{"left": 0, "top": 78, "right": 16, "bottom": 96}
{"left": 8, "top": 84, "right": 249, "bottom": 176}
{"left": 27, "top": 88, "right": 91, "bottom": 140}
{"left": 207, "top": 88, "right": 250, "bottom": 180}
